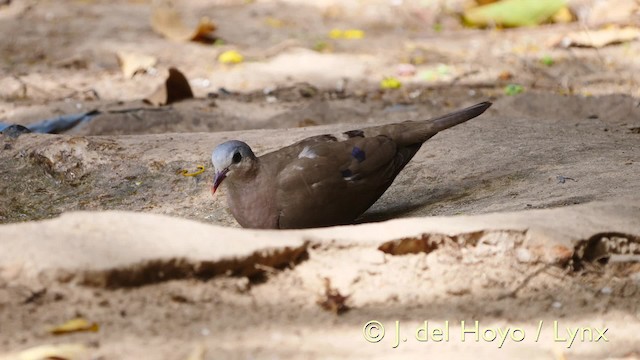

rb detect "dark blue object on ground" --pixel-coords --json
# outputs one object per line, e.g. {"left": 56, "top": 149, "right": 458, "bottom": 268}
{"left": 0, "top": 110, "right": 100, "bottom": 134}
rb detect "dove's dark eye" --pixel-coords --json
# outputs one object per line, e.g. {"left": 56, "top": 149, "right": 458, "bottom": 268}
{"left": 232, "top": 152, "right": 242, "bottom": 164}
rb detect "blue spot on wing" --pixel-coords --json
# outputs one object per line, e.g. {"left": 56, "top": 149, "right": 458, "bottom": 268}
{"left": 351, "top": 147, "right": 366, "bottom": 162}
{"left": 341, "top": 169, "right": 352, "bottom": 178}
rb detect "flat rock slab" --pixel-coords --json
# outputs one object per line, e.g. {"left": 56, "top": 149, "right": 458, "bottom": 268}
{"left": 0, "top": 211, "right": 308, "bottom": 287}
{"left": 1, "top": 199, "right": 638, "bottom": 288}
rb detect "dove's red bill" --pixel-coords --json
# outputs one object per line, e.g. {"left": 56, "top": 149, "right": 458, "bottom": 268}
{"left": 212, "top": 169, "right": 229, "bottom": 195}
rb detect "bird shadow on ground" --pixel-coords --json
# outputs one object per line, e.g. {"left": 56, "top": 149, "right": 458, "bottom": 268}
{"left": 355, "top": 170, "right": 523, "bottom": 224}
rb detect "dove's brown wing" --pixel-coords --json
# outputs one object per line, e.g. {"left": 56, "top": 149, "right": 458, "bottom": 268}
{"left": 275, "top": 135, "right": 420, "bottom": 228}
{"left": 258, "top": 101, "right": 492, "bottom": 229}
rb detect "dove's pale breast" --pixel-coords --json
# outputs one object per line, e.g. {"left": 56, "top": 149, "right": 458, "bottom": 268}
{"left": 224, "top": 173, "right": 278, "bottom": 228}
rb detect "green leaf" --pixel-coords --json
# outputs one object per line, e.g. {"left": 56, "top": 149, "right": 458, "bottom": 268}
{"left": 464, "top": 0, "right": 566, "bottom": 27}
{"left": 540, "top": 55, "right": 554, "bottom": 66}
{"left": 504, "top": 84, "right": 524, "bottom": 96}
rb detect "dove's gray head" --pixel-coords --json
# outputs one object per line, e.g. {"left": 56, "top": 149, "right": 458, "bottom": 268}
{"left": 211, "top": 140, "right": 258, "bottom": 194}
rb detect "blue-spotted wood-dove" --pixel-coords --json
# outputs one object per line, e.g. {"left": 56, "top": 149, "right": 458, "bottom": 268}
{"left": 211, "top": 101, "right": 491, "bottom": 229}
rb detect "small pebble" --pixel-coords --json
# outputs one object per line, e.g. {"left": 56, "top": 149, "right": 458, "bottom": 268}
{"left": 191, "top": 78, "right": 211, "bottom": 88}
{"left": 515, "top": 248, "right": 533, "bottom": 263}
{"left": 396, "top": 63, "right": 416, "bottom": 77}
{"left": 600, "top": 287, "right": 613, "bottom": 295}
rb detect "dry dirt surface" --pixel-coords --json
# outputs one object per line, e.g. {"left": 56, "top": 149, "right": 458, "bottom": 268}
{"left": 1, "top": 0, "right": 640, "bottom": 359}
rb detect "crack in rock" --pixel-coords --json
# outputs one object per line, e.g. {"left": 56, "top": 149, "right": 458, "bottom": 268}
{"left": 76, "top": 244, "right": 309, "bottom": 288}
{"left": 571, "top": 232, "right": 640, "bottom": 271}
{"left": 377, "top": 230, "right": 527, "bottom": 256}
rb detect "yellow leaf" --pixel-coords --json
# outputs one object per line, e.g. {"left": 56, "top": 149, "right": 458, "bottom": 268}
{"left": 380, "top": 77, "right": 402, "bottom": 89}
{"left": 218, "top": 50, "right": 244, "bottom": 64}
{"left": 264, "top": 17, "right": 284, "bottom": 28}
{"left": 49, "top": 318, "right": 99, "bottom": 335}
{"left": 328, "top": 28, "right": 365, "bottom": 39}
{"left": 1, "top": 343, "right": 87, "bottom": 360}
{"left": 179, "top": 165, "right": 205, "bottom": 177}
{"left": 343, "top": 29, "right": 365, "bottom": 39}
{"left": 552, "top": 6, "right": 573, "bottom": 23}
{"left": 328, "top": 29, "right": 343, "bottom": 39}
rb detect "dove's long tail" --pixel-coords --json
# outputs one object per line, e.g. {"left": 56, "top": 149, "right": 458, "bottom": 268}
{"left": 430, "top": 101, "right": 492, "bottom": 132}
{"left": 393, "top": 101, "right": 492, "bottom": 146}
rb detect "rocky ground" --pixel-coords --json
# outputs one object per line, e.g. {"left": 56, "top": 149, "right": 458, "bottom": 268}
{"left": 0, "top": 0, "right": 639, "bottom": 359}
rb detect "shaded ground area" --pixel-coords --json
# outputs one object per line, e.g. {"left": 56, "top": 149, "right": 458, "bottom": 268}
{"left": 0, "top": 0, "right": 639, "bottom": 359}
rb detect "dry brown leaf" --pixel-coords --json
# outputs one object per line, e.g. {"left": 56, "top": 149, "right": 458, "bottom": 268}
{"left": 145, "top": 67, "right": 194, "bottom": 106}
{"left": 151, "top": 4, "right": 216, "bottom": 43}
{"left": 585, "top": 0, "right": 639, "bottom": 27}
{"left": 555, "top": 27, "right": 640, "bottom": 48}
{"left": 476, "top": 0, "right": 499, "bottom": 5}
{"left": 0, "top": 343, "right": 87, "bottom": 360}
{"left": 297, "top": 118, "right": 318, "bottom": 127}
{"left": 498, "top": 71, "right": 513, "bottom": 81}
{"left": 317, "top": 277, "right": 350, "bottom": 315}
{"left": 49, "top": 318, "right": 99, "bottom": 335}
{"left": 116, "top": 51, "right": 157, "bottom": 78}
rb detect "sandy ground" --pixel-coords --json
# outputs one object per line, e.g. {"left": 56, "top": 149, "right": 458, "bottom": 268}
{"left": 1, "top": 0, "right": 640, "bottom": 359}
